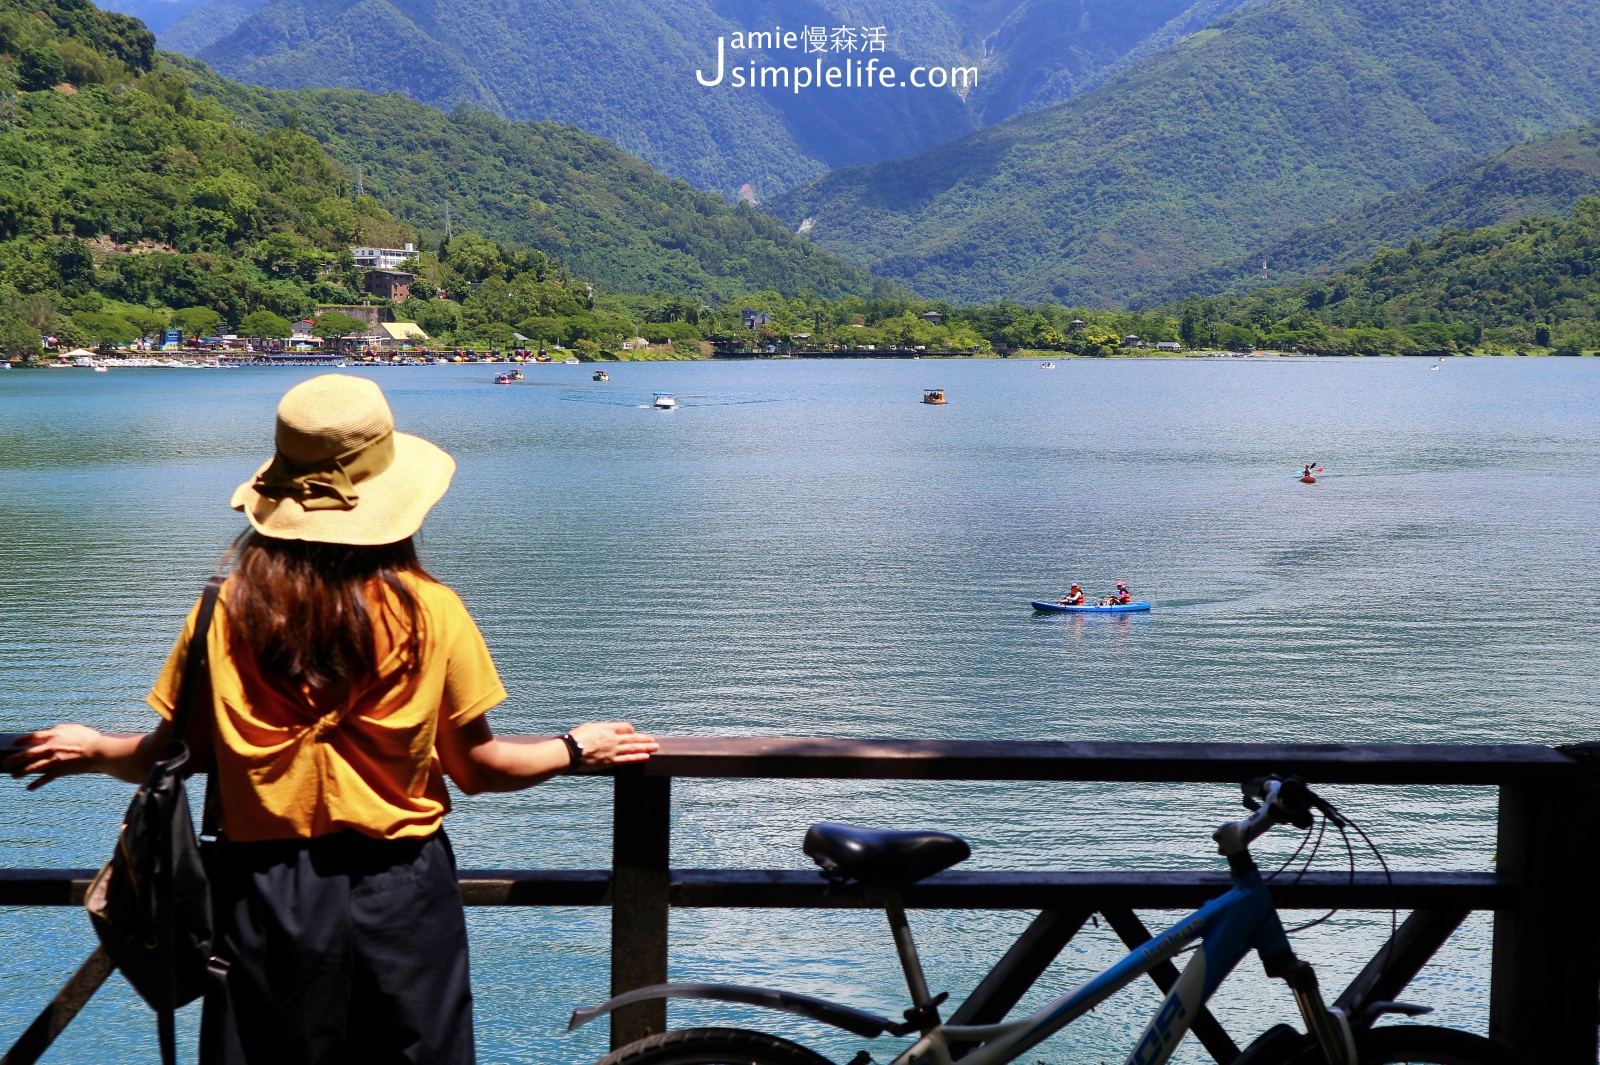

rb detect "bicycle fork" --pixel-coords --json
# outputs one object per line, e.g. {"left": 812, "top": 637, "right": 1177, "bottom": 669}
{"left": 1267, "top": 955, "right": 1356, "bottom": 1065}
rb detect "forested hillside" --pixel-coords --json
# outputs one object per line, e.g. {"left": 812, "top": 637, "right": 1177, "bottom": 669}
{"left": 186, "top": 61, "right": 892, "bottom": 300}
{"left": 774, "top": 0, "right": 1600, "bottom": 304}
{"left": 0, "top": 0, "right": 887, "bottom": 356}
{"left": 1150, "top": 123, "right": 1600, "bottom": 302}
{"left": 1177, "top": 197, "right": 1600, "bottom": 355}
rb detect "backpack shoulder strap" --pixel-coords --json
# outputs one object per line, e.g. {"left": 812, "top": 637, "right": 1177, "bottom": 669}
{"left": 169, "top": 573, "right": 225, "bottom": 751}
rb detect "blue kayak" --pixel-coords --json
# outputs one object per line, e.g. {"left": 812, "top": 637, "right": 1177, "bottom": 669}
{"left": 1032, "top": 600, "right": 1152, "bottom": 613}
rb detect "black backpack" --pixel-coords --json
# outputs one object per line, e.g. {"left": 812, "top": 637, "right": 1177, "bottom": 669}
{"left": 84, "top": 572, "right": 224, "bottom": 1065}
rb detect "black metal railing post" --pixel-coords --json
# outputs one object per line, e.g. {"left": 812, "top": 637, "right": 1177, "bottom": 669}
{"left": 1490, "top": 778, "right": 1600, "bottom": 1064}
{"left": 610, "top": 771, "right": 671, "bottom": 1050}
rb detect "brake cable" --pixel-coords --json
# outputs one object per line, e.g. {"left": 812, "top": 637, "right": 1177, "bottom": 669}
{"left": 1279, "top": 799, "right": 1399, "bottom": 943}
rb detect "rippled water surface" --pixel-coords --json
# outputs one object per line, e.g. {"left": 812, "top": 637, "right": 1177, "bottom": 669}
{"left": 1, "top": 357, "right": 1597, "bottom": 1063}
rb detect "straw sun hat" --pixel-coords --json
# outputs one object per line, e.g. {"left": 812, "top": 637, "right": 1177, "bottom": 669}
{"left": 230, "top": 374, "right": 455, "bottom": 545}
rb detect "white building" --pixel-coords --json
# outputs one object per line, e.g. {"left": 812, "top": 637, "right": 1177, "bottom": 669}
{"left": 350, "top": 243, "right": 416, "bottom": 270}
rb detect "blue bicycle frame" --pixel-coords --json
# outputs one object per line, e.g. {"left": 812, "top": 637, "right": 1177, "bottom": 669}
{"left": 571, "top": 782, "right": 1354, "bottom": 1065}
{"left": 928, "top": 865, "right": 1294, "bottom": 1065}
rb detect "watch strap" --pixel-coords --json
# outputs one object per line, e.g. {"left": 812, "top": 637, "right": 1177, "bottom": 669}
{"left": 560, "top": 732, "right": 584, "bottom": 771}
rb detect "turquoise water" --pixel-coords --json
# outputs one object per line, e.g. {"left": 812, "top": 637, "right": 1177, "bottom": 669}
{"left": 1, "top": 357, "right": 1596, "bottom": 1062}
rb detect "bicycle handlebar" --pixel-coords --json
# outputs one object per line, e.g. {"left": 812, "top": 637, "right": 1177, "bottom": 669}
{"left": 1213, "top": 775, "right": 1344, "bottom": 856}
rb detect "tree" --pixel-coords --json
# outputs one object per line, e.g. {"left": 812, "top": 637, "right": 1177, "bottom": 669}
{"left": 238, "top": 310, "right": 293, "bottom": 339}
{"left": 1179, "top": 308, "right": 1199, "bottom": 348}
{"left": 55, "top": 239, "right": 97, "bottom": 292}
{"left": 18, "top": 46, "right": 66, "bottom": 91}
{"left": 70, "top": 311, "right": 137, "bottom": 345}
{"left": 443, "top": 233, "right": 504, "bottom": 282}
{"left": 0, "top": 317, "right": 42, "bottom": 361}
{"left": 122, "top": 307, "right": 167, "bottom": 340}
{"left": 190, "top": 170, "right": 261, "bottom": 243}
{"left": 10, "top": 293, "right": 57, "bottom": 332}
{"left": 1534, "top": 325, "right": 1552, "bottom": 347}
{"left": 171, "top": 306, "right": 223, "bottom": 339}
{"left": 316, "top": 312, "right": 367, "bottom": 341}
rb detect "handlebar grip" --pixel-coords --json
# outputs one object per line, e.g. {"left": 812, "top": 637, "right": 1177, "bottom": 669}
{"left": 1241, "top": 775, "right": 1318, "bottom": 830}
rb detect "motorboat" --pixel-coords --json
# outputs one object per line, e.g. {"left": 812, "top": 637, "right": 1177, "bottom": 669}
{"left": 653, "top": 392, "right": 677, "bottom": 409}
{"left": 922, "top": 388, "right": 946, "bottom": 405}
{"left": 494, "top": 372, "right": 516, "bottom": 385}
{"left": 593, "top": 370, "right": 611, "bottom": 382}
{"left": 1040, "top": 361, "right": 1057, "bottom": 370}
{"left": 564, "top": 356, "right": 581, "bottom": 365}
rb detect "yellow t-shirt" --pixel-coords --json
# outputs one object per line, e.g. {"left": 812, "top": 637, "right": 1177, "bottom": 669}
{"left": 147, "top": 572, "right": 506, "bottom": 842}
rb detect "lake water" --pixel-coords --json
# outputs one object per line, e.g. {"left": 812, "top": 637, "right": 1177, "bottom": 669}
{"left": 1, "top": 357, "right": 1597, "bottom": 1063}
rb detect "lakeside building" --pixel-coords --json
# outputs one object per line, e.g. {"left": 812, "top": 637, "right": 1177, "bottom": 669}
{"left": 363, "top": 269, "right": 413, "bottom": 302}
{"left": 377, "top": 322, "right": 429, "bottom": 348}
{"left": 350, "top": 243, "right": 416, "bottom": 270}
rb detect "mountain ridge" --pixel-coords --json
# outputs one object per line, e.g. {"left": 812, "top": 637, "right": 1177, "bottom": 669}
{"left": 133, "top": 0, "right": 1266, "bottom": 196}
{"left": 1148, "top": 122, "right": 1600, "bottom": 303}
{"left": 772, "top": 0, "right": 1600, "bottom": 304}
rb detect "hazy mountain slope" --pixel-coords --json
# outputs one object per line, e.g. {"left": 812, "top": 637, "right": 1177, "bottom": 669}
{"left": 157, "top": 0, "right": 262, "bottom": 53}
{"left": 968, "top": 0, "right": 1259, "bottom": 124}
{"left": 773, "top": 0, "right": 1600, "bottom": 303}
{"left": 195, "top": 0, "right": 976, "bottom": 197}
{"left": 183, "top": 60, "right": 896, "bottom": 299}
{"left": 1153, "top": 123, "right": 1600, "bottom": 302}
{"left": 173, "top": 0, "right": 1272, "bottom": 196}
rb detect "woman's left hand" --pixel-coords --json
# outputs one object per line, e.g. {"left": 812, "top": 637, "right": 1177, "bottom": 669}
{"left": 568, "top": 722, "right": 659, "bottom": 768}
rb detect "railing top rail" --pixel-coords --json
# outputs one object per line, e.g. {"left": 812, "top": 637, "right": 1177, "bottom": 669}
{"left": 566, "top": 737, "right": 1583, "bottom": 785}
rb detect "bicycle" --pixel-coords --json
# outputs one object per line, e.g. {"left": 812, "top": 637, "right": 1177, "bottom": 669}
{"left": 570, "top": 776, "right": 1523, "bottom": 1065}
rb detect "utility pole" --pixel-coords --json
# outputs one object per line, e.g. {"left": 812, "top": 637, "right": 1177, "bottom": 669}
{"left": 353, "top": 164, "right": 363, "bottom": 202}
{"left": 443, "top": 201, "right": 451, "bottom": 240}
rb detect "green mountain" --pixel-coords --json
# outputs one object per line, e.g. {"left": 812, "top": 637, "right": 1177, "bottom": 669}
{"left": 1150, "top": 123, "right": 1600, "bottom": 302}
{"left": 968, "top": 0, "right": 1259, "bottom": 124}
{"left": 772, "top": 0, "right": 1600, "bottom": 304}
{"left": 150, "top": 0, "right": 1262, "bottom": 197}
{"left": 0, "top": 0, "right": 886, "bottom": 356}
{"left": 184, "top": 61, "right": 891, "bottom": 299}
{"left": 189, "top": 0, "right": 975, "bottom": 198}
{"left": 1181, "top": 195, "right": 1600, "bottom": 355}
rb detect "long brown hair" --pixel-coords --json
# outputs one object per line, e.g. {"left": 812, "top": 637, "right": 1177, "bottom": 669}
{"left": 225, "top": 533, "right": 433, "bottom": 691}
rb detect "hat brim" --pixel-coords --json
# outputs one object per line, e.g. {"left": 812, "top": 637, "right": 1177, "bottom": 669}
{"left": 230, "top": 432, "right": 455, "bottom": 546}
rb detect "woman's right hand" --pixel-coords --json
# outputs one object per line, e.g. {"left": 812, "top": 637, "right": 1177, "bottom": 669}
{"left": 568, "top": 722, "right": 659, "bottom": 769}
{"left": 5, "top": 725, "right": 113, "bottom": 789}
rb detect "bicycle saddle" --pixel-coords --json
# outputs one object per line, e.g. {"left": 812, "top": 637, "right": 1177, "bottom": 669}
{"left": 803, "top": 823, "right": 971, "bottom": 887}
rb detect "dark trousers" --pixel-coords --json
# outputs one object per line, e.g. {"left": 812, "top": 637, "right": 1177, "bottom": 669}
{"left": 200, "top": 830, "right": 475, "bottom": 1065}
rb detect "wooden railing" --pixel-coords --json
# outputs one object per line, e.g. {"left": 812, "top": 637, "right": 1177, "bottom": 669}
{"left": 3, "top": 738, "right": 1597, "bottom": 1064}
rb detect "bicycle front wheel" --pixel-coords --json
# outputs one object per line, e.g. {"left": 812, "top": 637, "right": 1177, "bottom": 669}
{"left": 595, "top": 1027, "right": 838, "bottom": 1065}
{"left": 1361, "top": 1025, "right": 1527, "bottom": 1065}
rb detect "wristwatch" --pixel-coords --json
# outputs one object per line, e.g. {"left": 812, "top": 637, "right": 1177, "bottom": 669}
{"left": 560, "top": 731, "right": 585, "bottom": 771}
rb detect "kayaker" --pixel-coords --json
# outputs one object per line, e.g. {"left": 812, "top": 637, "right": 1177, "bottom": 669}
{"left": 1302, "top": 464, "right": 1314, "bottom": 479}
{"left": 1058, "top": 585, "right": 1085, "bottom": 606}
{"left": 1112, "top": 581, "right": 1131, "bottom": 605}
